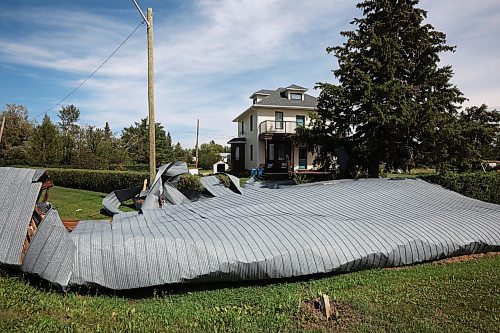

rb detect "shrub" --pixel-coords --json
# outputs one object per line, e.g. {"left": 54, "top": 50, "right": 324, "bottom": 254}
{"left": 45, "top": 168, "right": 148, "bottom": 193}
{"left": 215, "top": 174, "right": 231, "bottom": 188}
{"left": 420, "top": 172, "right": 500, "bottom": 205}
{"left": 176, "top": 174, "right": 205, "bottom": 192}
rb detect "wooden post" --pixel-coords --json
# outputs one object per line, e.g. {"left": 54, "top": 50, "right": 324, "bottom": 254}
{"left": 147, "top": 8, "right": 156, "bottom": 184}
{"left": 195, "top": 119, "right": 199, "bottom": 168}
{"left": 0, "top": 115, "right": 5, "bottom": 144}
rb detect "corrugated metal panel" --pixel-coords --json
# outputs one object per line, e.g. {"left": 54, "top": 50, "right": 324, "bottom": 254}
{"left": 141, "top": 162, "right": 189, "bottom": 210}
{"left": 162, "top": 183, "right": 191, "bottom": 205}
{"left": 0, "top": 167, "right": 44, "bottom": 267}
{"left": 227, "top": 174, "right": 242, "bottom": 194}
{"left": 69, "top": 178, "right": 500, "bottom": 290}
{"left": 102, "top": 192, "right": 122, "bottom": 215}
{"left": 21, "top": 209, "right": 75, "bottom": 290}
{"left": 102, "top": 186, "right": 142, "bottom": 215}
{"left": 200, "top": 176, "right": 235, "bottom": 197}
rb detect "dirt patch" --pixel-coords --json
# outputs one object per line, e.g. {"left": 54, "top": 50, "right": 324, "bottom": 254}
{"left": 298, "top": 296, "right": 361, "bottom": 332}
{"left": 431, "top": 252, "right": 500, "bottom": 265}
{"left": 384, "top": 252, "right": 500, "bottom": 270}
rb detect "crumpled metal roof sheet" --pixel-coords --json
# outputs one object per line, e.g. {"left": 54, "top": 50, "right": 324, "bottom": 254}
{"left": 162, "top": 182, "right": 191, "bottom": 205}
{"left": 2, "top": 166, "right": 500, "bottom": 291}
{"left": 0, "top": 167, "right": 44, "bottom": 267}
{"left": 68, "top": 178, "right": 500, "bottom": 290}
{"left": 200, "top": 175, "right": 235, "bottom": 197}
{"left": 21, "top": 209, "right": 75, "bottom": 290}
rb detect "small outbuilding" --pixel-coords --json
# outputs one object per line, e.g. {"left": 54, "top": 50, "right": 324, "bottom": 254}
{"left": 213, "top": 160, "right": 228, "bottom": 173}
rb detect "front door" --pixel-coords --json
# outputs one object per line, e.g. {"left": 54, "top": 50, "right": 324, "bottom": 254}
{"left": 298, "top": 147, "right": 307, "bottom": 169}
{"left": 266, "top": 141, "right": 291, "bottom": 171}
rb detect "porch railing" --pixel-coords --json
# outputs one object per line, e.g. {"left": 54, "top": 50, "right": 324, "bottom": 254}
{"left": 259, "top": 120, "right": 302, "bottom": 135}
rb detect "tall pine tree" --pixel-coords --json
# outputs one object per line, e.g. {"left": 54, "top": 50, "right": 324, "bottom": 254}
{"left": 298, "top": 0, "right": 465, "bottom": 177}
{"left": 29, "top": 114, "right": 62, "bottom": 166}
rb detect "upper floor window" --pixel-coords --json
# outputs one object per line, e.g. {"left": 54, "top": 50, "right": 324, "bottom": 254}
{"left": 275, "top": 111, "right": 284, "bottom": 130}
{"left": 296, "top": 115, "right": 305, "bottom": 127}
{"left": 250, "top": 115, "right": 253, "bottom": 131}
{"left": 241, "top": 120, "right": 245, "bottom": 135}
{"left": 290, "top": 93, "right": 302, "bottom": 100}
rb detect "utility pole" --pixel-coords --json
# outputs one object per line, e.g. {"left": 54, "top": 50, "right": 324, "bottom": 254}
{"left": 195, "top": 119, "right": 200, "bottom": 169}
{"left": 132, "top": 0, "right": 156, "bottom": 184}
{"left": 0, "top": 115, "right": 5, "bottom": 144}
{"left": 147, "top": 8, "right": 156, "bottom": 184}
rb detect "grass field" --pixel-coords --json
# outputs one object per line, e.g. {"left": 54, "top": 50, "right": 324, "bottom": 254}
{"left": 0, "top": 254, "right": 498, "bottom": 332}
{"left": 1, "top": 183, "right": 498, "bottom": 332}
{"left": 49, "top": 186, "right": 134, "bottom": 220}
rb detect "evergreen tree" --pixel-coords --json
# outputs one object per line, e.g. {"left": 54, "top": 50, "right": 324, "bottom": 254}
{"left": 29, "top": 114, "right": 62, "bottom": 166}
{"left": 298, "top": 0, "right": 465, "bottom": 177}
{"left": 164, "top": 132, "right": 174, "bottom": 162}
{"left": 120, "top": 118, "right": 170, "bottom": 165}
{"left": 58, "top": 104, "right": 80, "bottom": 165}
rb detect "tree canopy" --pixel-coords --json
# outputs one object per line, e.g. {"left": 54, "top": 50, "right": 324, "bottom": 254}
{"left": 0, "top": 104, "right": 33, "bottom": 166}
{"left": 296, "top": 0, "right": 488, "bottom": 177}
{"left": 29, "top": 114, "right": 62, "bottom": 166}
{"left": 198, "top": 140, "right": 225, "bottom": 170}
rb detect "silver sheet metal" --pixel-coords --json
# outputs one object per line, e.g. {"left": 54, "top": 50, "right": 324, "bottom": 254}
{"left": 0, "top": 167, "right": 44, "bottom": 267}
{"left": 102, "top": 186, "right": 142, "bottom": 215}
{"left": 200, "top": 175, "right": 235, "bottom": 197}
{"left": 69, "top": 178, "right": 500, "bottom": 290}
{"left": 21, "top": 209, "right": 75, "bottom": 290}
{"left": 2, "top": 166, "right": 500, "bottom": 291}
{"left": 162, "top": 182, "right": 191, "bottom": 205}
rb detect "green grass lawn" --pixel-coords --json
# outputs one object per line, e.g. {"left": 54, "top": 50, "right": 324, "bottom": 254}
{"left": 0, "top": 254, "right": 498, "bottom": 332}
{"left": 48, "top": 186, "right": 134, "bottom": 220}
{"left": 3, "top": 185, "right": 496, "bottom": 332}
{"left": 386, "top": 167, "right": 436, "bottom": 179}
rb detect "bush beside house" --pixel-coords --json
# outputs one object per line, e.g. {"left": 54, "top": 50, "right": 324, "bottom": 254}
{"left": 421, "top": 172, "right": 500, "bottom": 205}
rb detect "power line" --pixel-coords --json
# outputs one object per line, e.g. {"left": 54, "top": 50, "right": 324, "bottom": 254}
{"left": 32, "top": 20, "right": 144, "bottom": 121}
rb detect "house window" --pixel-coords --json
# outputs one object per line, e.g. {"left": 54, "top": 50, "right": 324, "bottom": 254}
{"left": 296, "top": 115, "right": 305, "bottom": 127}
{"left": 250, "top": 115, "right": 253, "bottom": 131}
{"left": 235, "top": 146, "right": 240, "bottom": 161}
{"left": 268, "top": 144, "right": 274, "bottom": 161}
{"left": 278, "top": 144, "right": 285, "bottom": 161}
{"left": 275, "top": 111, "right": 283, "bottom": 130}
{"left": 290, "top": 93, "right": 302, "bottom": 100}
{"left": 250, "top": 144, "right": 254, "bottom": 161}
{"left": 241, "top": 120, "right": 244, "bottom": 135}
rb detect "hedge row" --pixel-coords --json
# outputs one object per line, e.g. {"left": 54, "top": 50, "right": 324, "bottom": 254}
{"left": 45, "top": 168, "right": 149, "bottom": 193}
{"left": 421, "top": 172, "right": 500, "bottom": 205}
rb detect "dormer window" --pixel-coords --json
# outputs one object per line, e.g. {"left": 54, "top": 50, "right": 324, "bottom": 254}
{"left": 290, "top": 93, "right": 302, "bottom": 100}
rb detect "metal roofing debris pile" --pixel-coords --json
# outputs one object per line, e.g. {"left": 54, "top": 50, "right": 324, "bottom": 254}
{"left": 21, "top": 209, "right": 75, "bottom": 289}
{"left": 1, "top": 166, "right": 500, "bottom": 291}
{"left": 0, "top": 167, "right": 45, "bottom": 267}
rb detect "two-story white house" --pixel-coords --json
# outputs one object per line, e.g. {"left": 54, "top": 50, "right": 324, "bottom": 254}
{"left": 228, "top": 84, "right": 318, "bottom": 172}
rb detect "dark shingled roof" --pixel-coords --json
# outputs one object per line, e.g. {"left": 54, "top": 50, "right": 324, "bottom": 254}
{"left": 251, "top": 89, "right": 274, "bottom": 96}
{"left": 254, "top": 87, "right": 317, "bottom": 108}
{"left": 286, "top": 84, "right": 307, "bottom": 90}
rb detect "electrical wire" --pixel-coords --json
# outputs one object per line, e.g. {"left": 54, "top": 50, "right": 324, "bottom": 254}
{"left": 31, "top": 20, "right": 145, "bottom": 121}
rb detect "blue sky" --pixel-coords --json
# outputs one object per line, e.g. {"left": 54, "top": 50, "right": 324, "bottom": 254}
{"left": 1, "top": 0, "right": 499, "bottom": 148}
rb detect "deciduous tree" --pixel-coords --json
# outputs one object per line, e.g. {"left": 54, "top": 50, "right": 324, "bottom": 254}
{"left": 0, "top": 104, "right": 34, "bottom": 166}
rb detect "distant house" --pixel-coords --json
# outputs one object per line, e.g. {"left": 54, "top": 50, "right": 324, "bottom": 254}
{"left": 228, "top": 84, "right": 317, "bottom": 172}
{"left": 219, "top": 152, "right": 230, "bottom": 164}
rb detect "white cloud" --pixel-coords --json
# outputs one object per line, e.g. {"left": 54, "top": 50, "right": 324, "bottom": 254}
{"left": 1, "top": 0, "right": 499, "bottom": 147}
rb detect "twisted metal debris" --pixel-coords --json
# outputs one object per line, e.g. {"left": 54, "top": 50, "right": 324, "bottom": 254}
{"left": 1, "top": 165, "right": 499, "bottom": 291}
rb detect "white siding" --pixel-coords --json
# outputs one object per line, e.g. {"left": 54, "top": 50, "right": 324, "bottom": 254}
{"left": 234, "top": 107, "right": 317, "bottom": 170}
